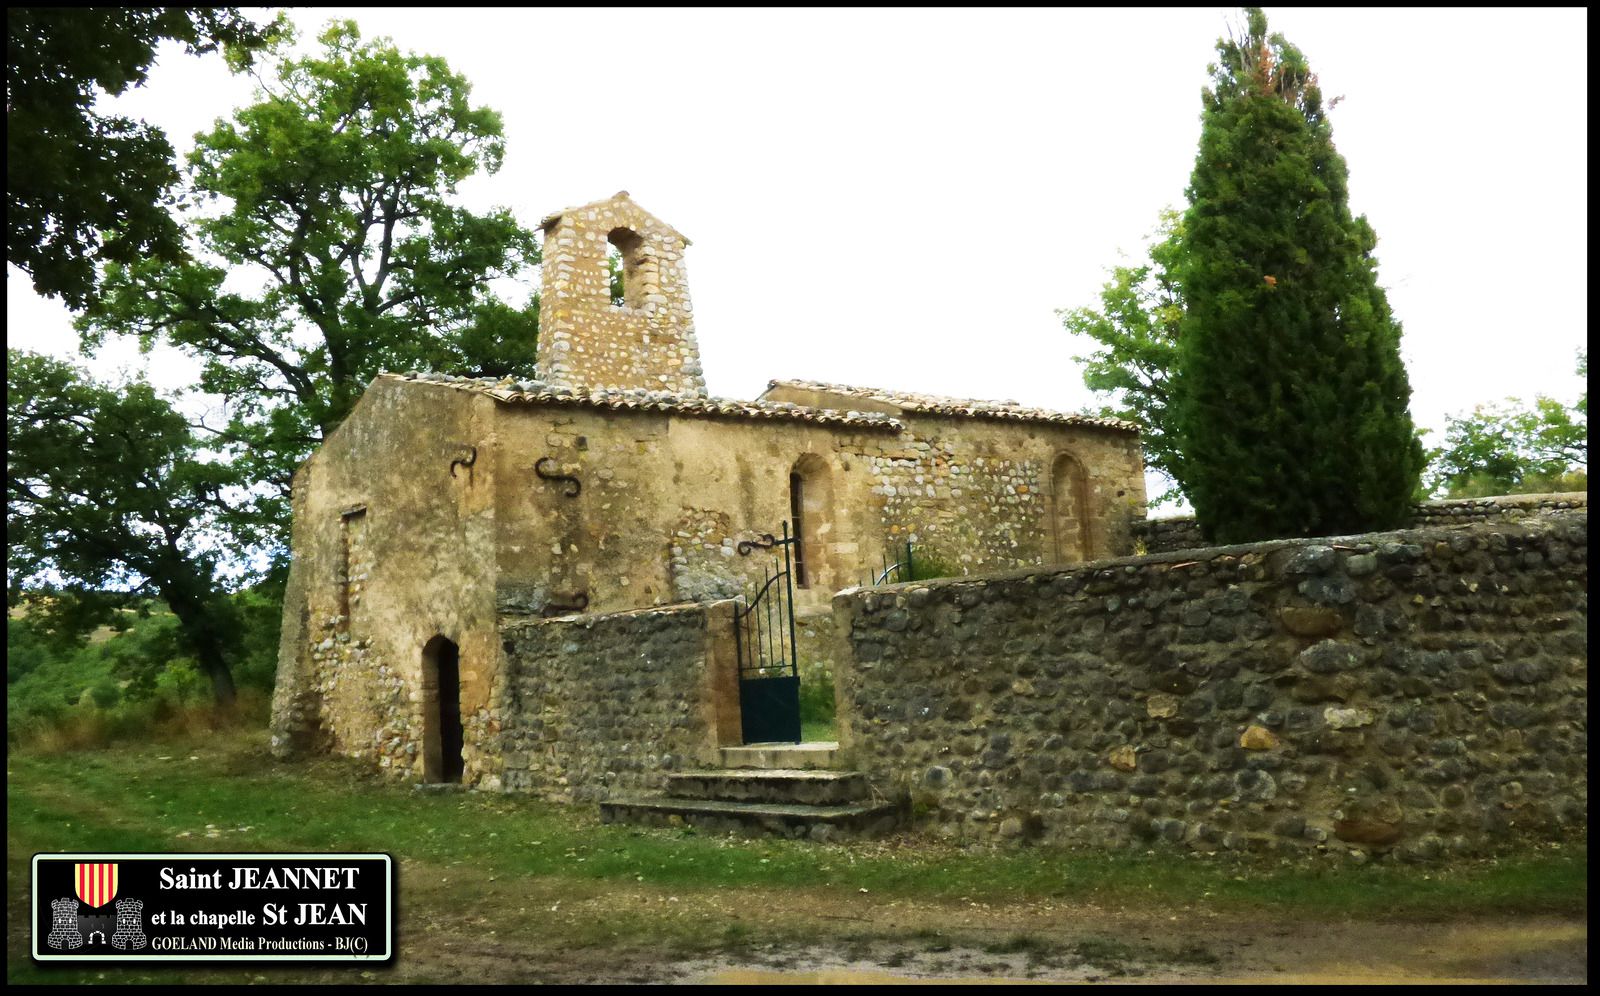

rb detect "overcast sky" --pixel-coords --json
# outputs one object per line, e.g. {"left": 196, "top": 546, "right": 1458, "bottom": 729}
{"left": 7, "top": 7, "right": 1589, "bottom": 509}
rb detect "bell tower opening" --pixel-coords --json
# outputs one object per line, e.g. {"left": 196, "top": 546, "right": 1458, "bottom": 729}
{"left": 607, "top": 227, "right": 647, "bottom": 308}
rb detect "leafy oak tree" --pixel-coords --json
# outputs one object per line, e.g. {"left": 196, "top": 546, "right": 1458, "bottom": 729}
{"left": 1060, "top": 208, "right": 1188, "bottom": 505}
{"left": 7, "top": 351, "right": 263, "bottom": 704}
{"left": 1426, "top": 352, "right": 1587, "bottom": 497}
{"left": 1173, "top": 8, "right": 1425, "bottom": 543}
{"left": 79, "top": 21, "right": 540, "bottom": 534}
{"left": 7, "top": 7, "right": 285, "bottom": 307}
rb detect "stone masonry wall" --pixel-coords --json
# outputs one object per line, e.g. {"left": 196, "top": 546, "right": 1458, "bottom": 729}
{"left": 834, "top": 511, "right": 1587, "bottom": 858}
{"left": 496, "top": 602, "right": 728, "bottom": 802}
{"left": 537, "top": 193, "right": 707, "bottom": 397}
{"left": 1136, "top": 493, "right": 1588, "bottom": 556}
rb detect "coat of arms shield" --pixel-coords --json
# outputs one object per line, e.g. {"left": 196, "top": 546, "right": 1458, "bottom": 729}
{"left": 74, "top": 863, "right": 118, "bottom": 908}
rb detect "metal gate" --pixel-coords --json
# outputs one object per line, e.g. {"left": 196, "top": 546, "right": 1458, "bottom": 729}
{"left": 734, "top": 520, "right": 802, "bottom": 744}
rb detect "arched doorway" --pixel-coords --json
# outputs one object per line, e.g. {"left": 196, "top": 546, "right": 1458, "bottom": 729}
{"left": 789, "top": 453, "right": 835, "bottom": 591}
{"left": 1051, "top": 452, "right": 1092, "bottom": 564}
{"left": 421, "top": 636, "right": 464, "bottom": 783}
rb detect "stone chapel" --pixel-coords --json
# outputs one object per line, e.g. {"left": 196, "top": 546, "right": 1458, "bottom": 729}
{"left": 269, "top": 192, "right": 1147, "bottom": 794}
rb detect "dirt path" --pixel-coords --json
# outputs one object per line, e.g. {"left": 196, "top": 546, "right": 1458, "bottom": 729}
{"left": 387, "top": 859, "right": 1587, "bottom": 984}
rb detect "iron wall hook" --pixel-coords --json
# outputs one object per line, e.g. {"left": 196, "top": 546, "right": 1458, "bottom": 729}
{"left": 534, "top": 456, "right": 582, "bottom": 497}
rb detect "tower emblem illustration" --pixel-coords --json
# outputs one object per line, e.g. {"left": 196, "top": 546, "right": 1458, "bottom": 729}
{"left": 48, "top": 863, "right": 145, "bottom": 950}
{"left": 74, "top": 862, "right": 118, "bottom": 908}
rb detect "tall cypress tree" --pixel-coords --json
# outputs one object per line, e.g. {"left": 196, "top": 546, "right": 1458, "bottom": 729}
{"left": 1174, "top": 8, "right": 1424, "bottom": 544}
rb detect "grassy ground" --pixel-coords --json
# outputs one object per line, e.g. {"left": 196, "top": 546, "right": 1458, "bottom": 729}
{"left": 7, "top": 725, "right": 1587, "bottom": 984}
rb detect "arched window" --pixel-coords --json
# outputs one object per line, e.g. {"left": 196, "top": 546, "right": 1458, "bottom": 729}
{"left": 1051, "top": 453, "right": 1092, "bottom": 564}
{"left": 420, "top": 635, "right": 463, "bottom": 783}
{"left": 789, "top": 454, "right": 835, "bottom": 591}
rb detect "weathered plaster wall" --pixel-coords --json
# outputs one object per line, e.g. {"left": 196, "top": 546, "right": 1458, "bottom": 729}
{"left": 1136, "top": 493, "right": 1589, "bottom": 555}
{"left": 496, "top": 601, "right": 738, "bottom": 801}
{"left": 269, "top": 378, "right": 503, "bottom": 784}
{"left": 834, "top": 511, "right": 1588, "bottom": 858}
{"left": 490, "top": 405, "right": 1144, "bottom": 614}
{"left": 489, "top": 401, "right": 1143, "bottom": 685}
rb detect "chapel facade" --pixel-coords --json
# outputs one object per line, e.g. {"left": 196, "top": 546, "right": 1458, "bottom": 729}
{"left": 269, "top": 193, "right": 1146, "bottom": 786}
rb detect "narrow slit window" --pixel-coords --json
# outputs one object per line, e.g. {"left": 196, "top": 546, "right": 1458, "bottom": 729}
{"left": 790, "top": 472, "right": 808, "bottom": 588}
{"left": 338, "top": 506, "right": 366, "bottom": 629}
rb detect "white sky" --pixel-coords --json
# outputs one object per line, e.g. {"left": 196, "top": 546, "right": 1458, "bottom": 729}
{"left": 7, "top": 7, "right": 1589, "bottom": 511}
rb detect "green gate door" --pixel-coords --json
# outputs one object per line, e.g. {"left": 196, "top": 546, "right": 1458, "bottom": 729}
{"left": 734, "top": 521, "right": 802, "bottom": 744}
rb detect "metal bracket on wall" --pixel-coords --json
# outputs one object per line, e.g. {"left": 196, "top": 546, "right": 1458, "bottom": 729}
{"left": 541, "top": 592, "right": 589, "bottom": 617}
{"left": 736, "top": 533, "right": 778, "bottom": 556}
{"left": 449, "top": 446, "right": 478, "bottom": 480}
{"left": 534, "top": 456, "right": 581, "bottom": 497}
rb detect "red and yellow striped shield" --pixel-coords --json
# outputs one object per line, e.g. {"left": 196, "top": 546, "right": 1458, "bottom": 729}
{"left": 74, "top": 863, "right": 118, "bottom": 908}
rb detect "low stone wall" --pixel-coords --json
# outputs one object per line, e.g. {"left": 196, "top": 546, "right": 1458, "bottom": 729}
{"left": 1133, "top": 515, "right": 1204, "bottom": 554}
{"left": 1134, "top": 492, "right": 1587, "bottom": 555}
{"left": 833, "top": 511, "right": 1587, "bottom": 858}
{"left": 496, "top": 601, "right": 737, "bottom": 802}
{"left": 1409, "top": 492, "right": 1586, "bottom": 526}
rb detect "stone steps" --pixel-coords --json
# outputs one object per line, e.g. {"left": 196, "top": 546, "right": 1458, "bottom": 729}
{"left": 719, "top": 741, "right": 841, "bottom": 771}
{"left": 667, "top": 768, "right": 868, "bottom": 806}
{"left": 601, "top": 741, "right": 903, "bottom": 839}
{"left": 599, "top": 794, "right": 903, "bottom": 841}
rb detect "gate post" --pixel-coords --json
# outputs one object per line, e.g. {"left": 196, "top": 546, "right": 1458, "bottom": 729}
{"left": 703, "top": 599, "right": 743, "bottom": 747}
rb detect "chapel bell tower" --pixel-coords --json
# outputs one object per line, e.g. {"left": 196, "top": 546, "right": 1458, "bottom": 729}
{"left": 537, "top": 191, "right": 707, "bottom": 397}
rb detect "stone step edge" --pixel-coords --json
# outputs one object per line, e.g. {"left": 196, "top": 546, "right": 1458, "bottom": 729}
{"left": 668, "top": 768, "right": 863, "bottom": 781}
{"left": 600, "top": 794, "right": 898, "bottom": 822}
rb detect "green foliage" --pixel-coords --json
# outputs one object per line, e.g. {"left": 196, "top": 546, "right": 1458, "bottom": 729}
{"left": 904, "top": 549, "right": 962, "bottom": 582}
{"left": 1060, "top": 209, "right": 1188, "bottom": 505}
{"left": 6, "top": 8, "right": 285, "bottom": 307}
{"left": 1172, "top": 8, "right": 1425, "bottom": 544}
{"left": 608, "top": 248, "right": 627, "bottom": 307}
{"left": 798, "top": 680, "right": 837, "bottom": 730}
{"left": 7, "top": 351, "right": 265, "bottom": 702}
{"left": 1425, "top": 356, "right": 1588, "bottom": 497}
{"left": 79, "top": 20, "right": 540, "bottom": 536}
{"left": 6, "top": 592, "right": 280, "bottom": 740}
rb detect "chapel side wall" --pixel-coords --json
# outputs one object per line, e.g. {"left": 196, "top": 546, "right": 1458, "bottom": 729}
{"left": 833, "top": 511, "right": 1588, "bottom": 857}
{"left": 491, "top": 408, "right": 1145, "bottom": 614}
{"left": 269, "top": 379, "right": 502, "bottom": 784}
{"left": 488, "top": 406, "right": 1145, "bottom": 688}
{"left": 490, "top": 406, "right": 889, "bottom": 684}
{"left": 862, "top": 416, "right": 1146, "bottom": 574}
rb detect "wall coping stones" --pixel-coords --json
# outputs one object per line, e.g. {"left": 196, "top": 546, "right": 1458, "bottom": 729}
{"left": 1133, "top": 493, "right": 1587, "bottom": 556}
{"left": 763, "top": 378, "right": 1140, "bottom": 434}
{"left": 846, "top": 507, "right": 1587, "bottom": 600}
{"left": 381, "top": 372, "right": 904, "bottom": 431}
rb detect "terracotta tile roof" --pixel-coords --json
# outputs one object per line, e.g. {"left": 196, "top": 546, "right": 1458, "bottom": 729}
{"left": 763, "top": 379, "right": 1140, "bottom": 433}
{"left": 381, "top": 373, "right": 903, "bottom": 430}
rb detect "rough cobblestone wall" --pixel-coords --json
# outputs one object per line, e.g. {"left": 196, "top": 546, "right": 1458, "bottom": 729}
{"left": 1136, "top": 493, "right": 1588, "bottom": 555}
{"left": 497, "top": 603, "right": 723, "bottom": 802}
{"left": 537, "top": 192, "right": 706, "bottom": 397}
{"left": 863, "top": 442, "right": 1048, "bottom": 572}
{"left": 834, "top": 511, "right": 1587, "bottom": 858}
{"left": 850, "top": 421, "right": 1142, "bottom": 577}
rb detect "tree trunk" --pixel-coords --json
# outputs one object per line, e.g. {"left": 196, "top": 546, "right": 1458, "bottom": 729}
{"left": 200, "top": 640, "right": 239, "bottom": 707}
{"left": 162, "top": 580, "right": 239, "bottom": 707}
